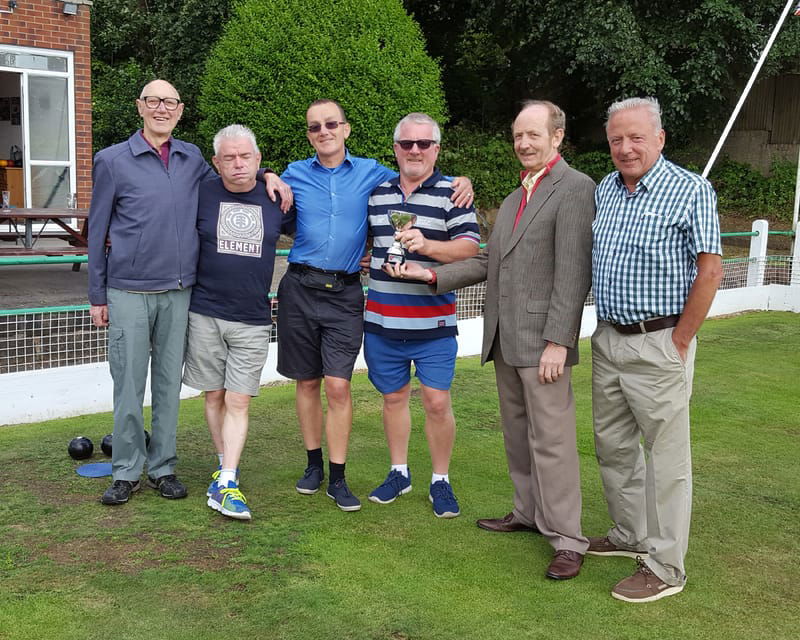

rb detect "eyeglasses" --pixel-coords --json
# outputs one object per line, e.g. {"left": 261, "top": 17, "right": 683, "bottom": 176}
{"left": 140, "top": 96, "right": 181, "bottom": 111}
{"left": 396, "top": 139, "right": 437, "bottom": 151}
{"left": 307, "top": 121, "right": 346, "bottom": 133}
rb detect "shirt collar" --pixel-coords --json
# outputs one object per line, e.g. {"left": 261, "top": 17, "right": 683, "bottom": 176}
{"left": 311, "top": 148, "right": 353, "bottom": 170}
{"left": 519, "top": 153, "right": 561, "bottom": 189}
{"left": 388, "top": 168, "right": 443, "bottom": 190}
{"left": 614, "top": 154, "right": 666, "bottom": 192}
{"left": 129, "top": 130, "right": 183, "bottom": 156}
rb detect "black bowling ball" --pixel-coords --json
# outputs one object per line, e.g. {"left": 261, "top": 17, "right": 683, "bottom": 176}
{"left": 101, "top": 434, "right": 113, "bottom": 457}
{"left": 68, "top": 436, "right": 94, "bottom": 460}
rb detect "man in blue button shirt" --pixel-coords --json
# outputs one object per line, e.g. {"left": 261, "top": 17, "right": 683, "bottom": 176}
{"left": 277, "top": 99, "right": 473, "bottom": 511}
{"left": 588, "top": 97, "right": 723, "bottom": 603}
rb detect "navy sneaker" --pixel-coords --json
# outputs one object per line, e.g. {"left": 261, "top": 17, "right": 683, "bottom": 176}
{"left": 207, "top": 481, "right": 252, "bottom": 521}
{"left": 368, "top": 469, "right": 412, "bottom": 504}
{"left": 296, "top": 465, "right": 324, "bottom": 495}
{"left": 326, "top": 478, "right": 361, "bottom": 512}
{"left": 429, "top": 480, "right": 460, "bottom": 518}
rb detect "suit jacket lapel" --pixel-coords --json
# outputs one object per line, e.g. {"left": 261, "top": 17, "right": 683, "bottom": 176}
{"left": 503, "top": 161, "right": 565, "bottom": 258}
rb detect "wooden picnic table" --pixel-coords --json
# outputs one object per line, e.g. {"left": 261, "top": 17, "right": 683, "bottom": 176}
{"left": 0, "top": 207, "right": 89, "bottom": 251}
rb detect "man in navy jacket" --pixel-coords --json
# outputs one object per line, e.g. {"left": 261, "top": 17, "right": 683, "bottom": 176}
{"left": 88, "top": 80, "right": 285, "bottom": 506}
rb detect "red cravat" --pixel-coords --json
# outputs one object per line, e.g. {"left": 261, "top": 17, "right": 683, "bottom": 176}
{"left": 513, "top": 154, "right": 561, "bottom": 230}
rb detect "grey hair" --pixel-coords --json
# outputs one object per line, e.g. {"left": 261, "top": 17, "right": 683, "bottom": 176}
{"left": 606, "top": 97, "right": 662, "bottom": 132}
{"left": 393, "top": 112, "right": 441, "bottom": 143}
{"left": 213, "top": 124, "right": 259, "bottom": 156}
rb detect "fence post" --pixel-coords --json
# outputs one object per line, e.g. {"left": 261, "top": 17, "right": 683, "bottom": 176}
{"left": 792, "top": 228, "right": 800, "bottom": 286}
{"left": 746, "top": 219, "right": 769, "bottom": 287}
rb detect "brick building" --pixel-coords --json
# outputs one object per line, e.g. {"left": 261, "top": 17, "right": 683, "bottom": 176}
{"left": 0, "top": 0, "right": 91, "bottom": 209}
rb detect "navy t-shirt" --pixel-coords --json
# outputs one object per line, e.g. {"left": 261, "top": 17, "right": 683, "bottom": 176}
{"left": 190, "top": 177, "right": 295, "bottom": 325}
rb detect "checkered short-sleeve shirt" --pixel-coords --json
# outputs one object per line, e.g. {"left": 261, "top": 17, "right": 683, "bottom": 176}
{"left": 592, "top": 155, "right": 722, "bottom": 325}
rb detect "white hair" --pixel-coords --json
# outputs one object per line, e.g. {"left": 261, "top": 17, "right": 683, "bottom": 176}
{"left": 606, "top": 97, "right": 662, "bottom": 132}
{"left": 213, "top": 124, "right": 259, "bottom": 156}
{"left": 393, "top": 112, "right": 441, "bottom": 143}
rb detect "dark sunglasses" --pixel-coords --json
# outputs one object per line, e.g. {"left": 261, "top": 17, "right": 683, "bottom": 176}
{"left": 396, "top": 139, "right": 437, "bottom": 151}
{"left": 307, "top": 121, "right": 346, "bottom": 133}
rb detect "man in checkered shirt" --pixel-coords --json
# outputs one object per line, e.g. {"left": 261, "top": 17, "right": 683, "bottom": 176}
{"left": 587, "top": 97, "right": 723, "bottom": 603}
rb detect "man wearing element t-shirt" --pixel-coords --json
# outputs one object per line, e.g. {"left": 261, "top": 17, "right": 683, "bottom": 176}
{"left": 364, "top": 113, "right": 480, "bottom": 518}
{"left": 183, "top": 124, "right": 295, "bottom": 520}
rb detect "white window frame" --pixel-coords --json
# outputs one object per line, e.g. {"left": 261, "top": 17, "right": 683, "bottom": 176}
{"left": 0, "top": 44, "right": 75, "bottom": 209}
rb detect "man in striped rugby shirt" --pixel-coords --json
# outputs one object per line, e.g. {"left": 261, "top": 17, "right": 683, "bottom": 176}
{"left": 589, "top": 97, "right": 723, "bottom": 603}
{"left": 363, "top": 112, "right": 480, "bottom": 518}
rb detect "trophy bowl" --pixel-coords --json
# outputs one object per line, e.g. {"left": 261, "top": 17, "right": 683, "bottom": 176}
{"left": 384, "top": 210, "right": 418, "bottom": 266}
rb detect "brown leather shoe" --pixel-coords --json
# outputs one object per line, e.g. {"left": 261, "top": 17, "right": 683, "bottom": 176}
{"left": 476, "top": 512, "right": 539, "bottom": 533}
{"left": 545, "top": 550, "right": 584, "bottom": 580}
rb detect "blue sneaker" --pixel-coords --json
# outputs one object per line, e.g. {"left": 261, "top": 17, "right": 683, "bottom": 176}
{"left": 206, "top": 466, "right": 240, "bottom": 497}
{"left": 368, "top": 469, "right": 412, "bottom": 504}
{"left": 429, "top": 480, "right": 460, "bottom": 518}
{"left": 326, "top": 478, "right": 362, "bottom": 512}
{"left": 207, "top": 481, "right": 251, "bottom": 520}
{"left": 296, "top": 465, "right": 324, "bottom": 495}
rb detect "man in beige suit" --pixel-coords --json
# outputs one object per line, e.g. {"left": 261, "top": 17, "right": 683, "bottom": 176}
{"left": 395, "top": 100, "right": 594, "bottom": 579}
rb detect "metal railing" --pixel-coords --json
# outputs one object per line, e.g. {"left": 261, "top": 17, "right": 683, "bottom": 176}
{"left": 1, "top": 220, "right": 797, "bottom": 375}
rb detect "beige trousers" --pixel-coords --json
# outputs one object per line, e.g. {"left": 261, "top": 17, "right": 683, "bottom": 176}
{"left": 493, "top": 343, "right": 588, "bottom": 554}
{"left": 591, "top": 321, "right": 696, "bottom": 586}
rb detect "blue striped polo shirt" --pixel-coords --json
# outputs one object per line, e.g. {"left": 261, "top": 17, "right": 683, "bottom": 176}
{"left": 365, "top": 169, "right": 480, "bottom": 340}
{"left": 592, "top": 155, "right": 722, "bottom": 325}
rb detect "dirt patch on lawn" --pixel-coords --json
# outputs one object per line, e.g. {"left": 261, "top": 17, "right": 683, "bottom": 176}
{"left": 41, "top": 530, "right": 262, "bottom": 574}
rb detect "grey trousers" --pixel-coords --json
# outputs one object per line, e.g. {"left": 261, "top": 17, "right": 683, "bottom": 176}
{"left": 591, "top": 321, "right": 696, "bottom": 586}
{"left": 106, "top": 287, "right": 191, "bottom": 482}
{"left": 493, "top": 343, "right": 589, "bottom": 554}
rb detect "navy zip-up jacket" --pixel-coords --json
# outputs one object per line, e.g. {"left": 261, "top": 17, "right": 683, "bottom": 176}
{"left": 88, "top": 131, "right": 216, "bottom": 305}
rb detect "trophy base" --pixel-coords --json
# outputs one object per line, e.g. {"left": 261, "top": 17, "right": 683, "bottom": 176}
{"left": 384, "top": 252, "right": 405, "bottom": 266}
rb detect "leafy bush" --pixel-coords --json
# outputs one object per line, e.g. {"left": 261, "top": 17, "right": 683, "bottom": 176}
{"left": 566, "top": 151, "right": 615, "bottom": 184}
{"left": 198, "top": 0, "right": 447, "bottom": 169}
{"left": 91, "top": 61, "right": 154, "bottom": 153}
{"left": 91, "top": 0, "right": 233, "bottom": 152}
{"left": 437, "top": 125, "right": 519, "bottom": 213}
{"left": 708, "top": 158, "right": 797, "bottom": 222}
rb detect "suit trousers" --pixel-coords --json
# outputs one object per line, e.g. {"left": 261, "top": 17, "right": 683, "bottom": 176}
{"left": 591, "top": 321, "right": 696, "bottom": 586}
{"left": 106, "top": 286, "right": 191, "bottom": 482}
{"left": 492, "top": 341, "right": 588, "bottom": 554}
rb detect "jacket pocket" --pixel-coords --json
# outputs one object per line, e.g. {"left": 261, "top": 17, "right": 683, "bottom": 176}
{"left": 527, "top": 300, "right": 550, "bottom": 313}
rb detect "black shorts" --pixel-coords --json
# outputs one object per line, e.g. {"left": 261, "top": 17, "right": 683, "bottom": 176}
{"left": 276, "top": 269, "right": 365, "bottom": 380}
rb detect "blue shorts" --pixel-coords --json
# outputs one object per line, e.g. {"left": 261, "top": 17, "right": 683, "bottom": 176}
{"left": 364, "top": 332, "right": 458, "bottom": 394}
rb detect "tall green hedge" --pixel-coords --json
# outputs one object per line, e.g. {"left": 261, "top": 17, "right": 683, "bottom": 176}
{"left": 198, "top": 0, "right": 447, "bottom": 170}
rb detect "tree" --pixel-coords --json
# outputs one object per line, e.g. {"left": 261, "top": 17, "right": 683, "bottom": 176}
{"left": 197, "top": 0, "right": 447, "bottom": 169}
{"left": 91, "top": 0, "right": 233, "bottom": 151}
{"left": 404, "top": 0, "right": 800, "bottom": 147}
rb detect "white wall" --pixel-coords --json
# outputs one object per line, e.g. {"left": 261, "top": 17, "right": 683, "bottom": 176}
{"left": 2, "top": 283, "right": 798, "bottom": 426}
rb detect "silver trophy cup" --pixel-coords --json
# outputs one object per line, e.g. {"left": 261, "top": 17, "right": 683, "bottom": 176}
{"left": 384, "top": 210, "right": 418, "bottom": 266}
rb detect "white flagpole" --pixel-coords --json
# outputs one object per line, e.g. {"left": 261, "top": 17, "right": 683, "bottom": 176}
{"left": 702, "top": 0, "right": 796, "bottom": 179}
{"left": 793, "top": 147, "right": 799, "bottom": 232}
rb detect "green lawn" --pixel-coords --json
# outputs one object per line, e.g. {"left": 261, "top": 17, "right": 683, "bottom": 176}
{"left": 1, "top": 312, "right": 798, "bottom": 640}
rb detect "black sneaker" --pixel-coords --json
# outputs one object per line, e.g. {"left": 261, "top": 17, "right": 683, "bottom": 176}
{"left": 101, "top": 479, "right": 141, "bottom": 505}
{"left": 146, "top": 474, "right": 188, "bottom": 499}
{"left": 326, "top": 478, "right": 361, "bottom": 512}
{"left": 295, "top": 465, "right": 324, "bottom": 495}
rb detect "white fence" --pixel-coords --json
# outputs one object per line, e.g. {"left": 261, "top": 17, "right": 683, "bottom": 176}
{"left": 1, "top": 220, "right": 799, "bottom": 426}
